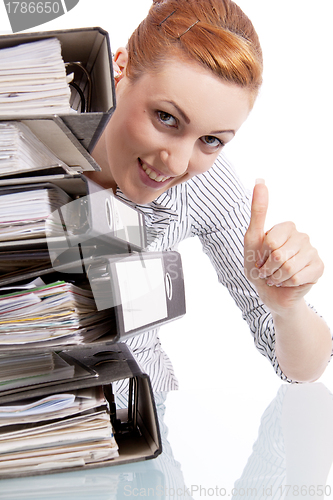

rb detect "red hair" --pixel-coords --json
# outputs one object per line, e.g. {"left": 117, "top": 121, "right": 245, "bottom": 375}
{"left": 126, "top": 0, "right": 263, "bottom": 104}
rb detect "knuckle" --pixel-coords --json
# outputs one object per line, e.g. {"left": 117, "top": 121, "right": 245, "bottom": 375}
{"left": 282, "top": 259, "right": 294, "bottom": 276}
{"left": 274, "top": 221, "right": 296, "bottom": 233}
{"left": 316, "top": 258, "right": 325, "bottom": 278}
{"left": 271, "top": 249, "right": 283, "bottom": 264}
{"left": 264, "top": 233, "right": 278, "bottom": 251}
{"left": 309, "top": 249, "right": 324, "bottom": 277}
{"left": 289, "top": 273, "right": 300, "bottom": 286}
{"left": 287, "top": 221, "right": 296, "bottom": 231}
{"left": 300, "top": 232, "right": 310, "bottom": 245}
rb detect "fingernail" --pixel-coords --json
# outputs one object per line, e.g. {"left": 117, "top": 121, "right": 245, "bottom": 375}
{"left": 266, "top": 279, "right": 274, "bottom": 286}
{"left": 256, "top": 259, "right": 264, "bottom": 268}
{"left": 255, "top": 178, "right": 265, "bottom": 185}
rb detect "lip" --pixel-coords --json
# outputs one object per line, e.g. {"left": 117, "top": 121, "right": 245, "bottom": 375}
{"left": 138, "top": 159, "right": 173, "bottom": 188}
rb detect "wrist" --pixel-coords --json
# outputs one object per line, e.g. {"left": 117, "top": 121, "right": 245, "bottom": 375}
{"left": 270, "top": 297, "right": 308, "bottom": 322}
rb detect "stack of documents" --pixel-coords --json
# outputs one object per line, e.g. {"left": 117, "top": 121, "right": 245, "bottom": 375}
{"left": 0, "top": 29, "right": 168, "bottom": 476}
{"left": 0, "top": 38, "right": 72, "bottom": 116}
{"left": 0, "top": 184, "right": 72, "bottom": 242}
{"left": 0, "top": 386, "right": 119, "bottom": 476}
{"left": 0, "top": 121, "right": 69, "bottom": 177}
{"left": 0, "top": 248, "right": 51, "bottom": 276}
{"left": 0, "top": 280, "right": 112, "bottom": 348}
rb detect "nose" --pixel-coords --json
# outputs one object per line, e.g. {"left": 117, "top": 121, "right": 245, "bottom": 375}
{"left": 160, "top": 140, "right": 195, "bottom": 176}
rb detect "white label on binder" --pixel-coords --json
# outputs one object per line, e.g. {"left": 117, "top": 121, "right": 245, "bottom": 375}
{"left": 115, "top": 258, "right": 167, "bottom": 332}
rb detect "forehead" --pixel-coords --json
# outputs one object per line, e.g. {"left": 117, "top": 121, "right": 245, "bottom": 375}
{"left": 125, "top": 58, "right": 252, "bottom": 130}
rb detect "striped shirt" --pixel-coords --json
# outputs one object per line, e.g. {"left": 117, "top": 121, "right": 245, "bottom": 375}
{"left": 115, "top": 154, "right": 291, "bottom": 392}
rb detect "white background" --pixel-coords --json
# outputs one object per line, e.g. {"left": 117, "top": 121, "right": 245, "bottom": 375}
{"left": 17, "top": 0, "right": 331, "bottom": 389}
{"left": 0, "top": 2, "right": 332, "bottom": 493}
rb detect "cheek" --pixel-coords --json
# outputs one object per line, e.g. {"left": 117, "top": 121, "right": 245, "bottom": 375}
{"left": 187, "top": 149, "right": 220, "bottom": 178}
{"left": 119, "top": 111, "right": 157, "bottom": 152}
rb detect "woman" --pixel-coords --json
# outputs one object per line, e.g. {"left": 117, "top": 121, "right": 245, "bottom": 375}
{"left": 87, "top": 0, "right": 332, "bottom": 389}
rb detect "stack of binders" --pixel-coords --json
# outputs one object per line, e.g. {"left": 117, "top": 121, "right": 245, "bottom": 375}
{"left": 0, "top": 28, "right": 186, "bottom": 479}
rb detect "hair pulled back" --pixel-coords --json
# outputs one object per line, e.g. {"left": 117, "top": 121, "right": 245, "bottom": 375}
{"left": 126, "top": 0, "right": 263, "bottom": 102}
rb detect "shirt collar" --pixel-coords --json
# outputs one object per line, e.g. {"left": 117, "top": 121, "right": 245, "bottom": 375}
{"left": 115, "top": 186, "right": 179, "bottom": 220}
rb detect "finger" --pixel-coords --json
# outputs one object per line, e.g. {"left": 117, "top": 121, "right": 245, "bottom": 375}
{"left": 266, "top": 252, "right": 324, "bottom": 287}
{"left": 247, "top": 179, "right": 269, "bottom": 240}
{"left": 264, "top": 254, "right": 307, "bottom": 286}
{"left": 257, "top": 221, "right": 295, "bottom": 270}
{"left": 272, "top": 267, "right": 318, "bottom": 288}
{"left": 258, "top": 225, "right": 299, "bottom": 277}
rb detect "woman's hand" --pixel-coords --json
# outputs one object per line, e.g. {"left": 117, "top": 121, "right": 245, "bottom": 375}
{"left": 244, "top": 180, "right": 331, "bottom": 382}
{"left": 244, "top": 180, "right": 324, "bottom": 315}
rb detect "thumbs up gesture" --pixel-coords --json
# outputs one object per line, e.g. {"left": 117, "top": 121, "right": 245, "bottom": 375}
{"left": 244, "top": 180, "right": 324, "bottom": 314}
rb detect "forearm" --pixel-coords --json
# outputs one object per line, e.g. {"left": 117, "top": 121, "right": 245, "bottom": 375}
{"left": 272, "top": 300, "right": 332, "bottom": 382}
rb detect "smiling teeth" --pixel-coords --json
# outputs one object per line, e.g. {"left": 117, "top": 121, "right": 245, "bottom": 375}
{"left": 141, "top": 163, "right": 170, "bottom": 183}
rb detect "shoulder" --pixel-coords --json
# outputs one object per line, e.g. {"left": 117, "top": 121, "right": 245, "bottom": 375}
{"left": 182, "top": 154, "right": 252, "bottom": 234}
{"left": 187, "top": 153, "right": 250, "bottom": 211}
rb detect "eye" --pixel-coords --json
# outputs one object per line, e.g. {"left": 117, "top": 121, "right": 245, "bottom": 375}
{"left": 157, "top": 111, "right": 178, "bottom": 128}
{"left": 200, "top": 135, "right": 224, "bottom": 149}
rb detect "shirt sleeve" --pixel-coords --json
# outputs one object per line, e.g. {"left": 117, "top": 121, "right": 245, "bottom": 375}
{"left": 187, "top": 154, "right": 291, "bottom": 381}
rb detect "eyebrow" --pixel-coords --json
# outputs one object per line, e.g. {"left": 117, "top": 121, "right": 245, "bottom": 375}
{"left": 164, "top": 100, "right": 190, "bottom": 124}
{"left": 164, "top": 100, "right": 236, "bottom": 136}
{"left": 211, "top": 129, "right": 236, "bottom": 137}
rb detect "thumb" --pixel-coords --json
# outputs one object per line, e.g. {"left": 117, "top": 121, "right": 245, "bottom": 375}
{"left": 247, "top": 179, "right": 269, "bottom": 240}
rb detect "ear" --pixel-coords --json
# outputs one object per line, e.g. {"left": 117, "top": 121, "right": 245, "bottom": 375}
{"left": 113, "top": 47, "right": 128, "bottom": 83}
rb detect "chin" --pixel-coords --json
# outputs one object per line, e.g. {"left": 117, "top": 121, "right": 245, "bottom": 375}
{"left": 121, "top": 187, "right": 161, "bottom": 205}
{"left": 136, "top": 193, "right": 162, "bottom": 205}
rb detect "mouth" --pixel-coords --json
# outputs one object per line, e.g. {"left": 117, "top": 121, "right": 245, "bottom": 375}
{"left": 139, "top": 159, "right": 171, "bottom": 183}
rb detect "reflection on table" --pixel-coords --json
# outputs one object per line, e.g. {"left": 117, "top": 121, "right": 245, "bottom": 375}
{"left": 233, "top": 383, "right": 333, "bottom": 499}
{"left": 0, "top": 383, "right": 332, "bottom": 499}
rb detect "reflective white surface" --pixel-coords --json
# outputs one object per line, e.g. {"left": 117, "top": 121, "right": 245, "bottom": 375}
{"left": 0, "top": 377, "right": 332, "bottom": 499}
